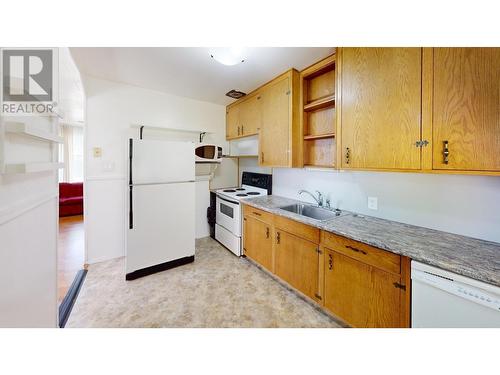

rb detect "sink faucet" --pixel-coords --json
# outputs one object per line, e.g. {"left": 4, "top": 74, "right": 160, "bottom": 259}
{"left": 298, "top": 190, "right": 324, "bottom": 207}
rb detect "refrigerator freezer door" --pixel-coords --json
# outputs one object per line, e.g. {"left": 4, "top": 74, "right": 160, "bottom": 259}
{"left": 127, "top": 182, "right": 195, "bottom": 274}
{"left": 131, "top": 139, "right": 195, "bottom": 184}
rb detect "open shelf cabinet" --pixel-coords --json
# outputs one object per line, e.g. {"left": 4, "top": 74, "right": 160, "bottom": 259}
{"left": 4, "top": 162, "right": 64, "bottom": 174}
{"left": 5, "top": 121, "right": 63, "bottom": 143}
{"left": 300, "top": 54, "right": 336, "bottom": 168}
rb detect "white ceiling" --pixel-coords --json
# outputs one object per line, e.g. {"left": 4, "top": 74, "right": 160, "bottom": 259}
{"left": 69, "top": 47, "right": 335, "bottom": 105}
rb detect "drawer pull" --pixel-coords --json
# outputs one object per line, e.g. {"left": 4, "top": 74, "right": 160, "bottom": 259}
{"left": 345, "top": 245, "right": 367, "bottom": 255}
{"left": 252, "top": 211, "right": 262, "bottom": 216}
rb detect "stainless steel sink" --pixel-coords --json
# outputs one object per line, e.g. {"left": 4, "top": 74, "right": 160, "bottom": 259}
{"left": 278, "top": 204, "right": 343, "bottom": 221}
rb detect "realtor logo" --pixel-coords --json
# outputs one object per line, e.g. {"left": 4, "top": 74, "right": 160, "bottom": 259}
{"left": 1, "top": 48, "right": 58, "bottom": 116}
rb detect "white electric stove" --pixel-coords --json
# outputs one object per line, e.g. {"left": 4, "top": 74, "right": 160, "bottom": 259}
{"left": 215, "top": 172, "right": 272, "bottom": 256}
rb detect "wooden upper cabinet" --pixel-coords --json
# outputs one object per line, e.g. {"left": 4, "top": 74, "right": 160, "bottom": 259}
{"left": 339, "top": 48, "right": 422, "bottom": 170}
{"left": 225, "top": 69, "right": 299, "bottom": 165}
{"left": 430, "top": 48, "right": 500, "bottom": 171}
{"left": 226, "top": 105, "right": 240, "bottom": 139}
{"left": 323, "top": 248, "right": 403, "bottom": 328}
{"left": 239, "top": 94, "right": 261, "bottom": 136}
{"left": 260, "top": 74, "right": 292, "bottom": 167}
{"left": 274, "top": 229, "right": 320, "bottom": 301}
{"left": 243, "top": 215, "right": 273, "bottom": 272}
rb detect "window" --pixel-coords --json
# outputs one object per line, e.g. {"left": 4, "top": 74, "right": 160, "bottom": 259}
{"left": 59, "top": 125, "right": 84, "bottom": 183}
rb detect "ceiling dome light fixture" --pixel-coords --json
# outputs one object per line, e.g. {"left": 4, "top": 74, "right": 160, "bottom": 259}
{"left": 210, "top": 47, "right": 246, "bottom": 66}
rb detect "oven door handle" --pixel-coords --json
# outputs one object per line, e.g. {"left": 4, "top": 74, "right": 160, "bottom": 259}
{"left": 217, "top": 195, "right": 240, "bottom": 205}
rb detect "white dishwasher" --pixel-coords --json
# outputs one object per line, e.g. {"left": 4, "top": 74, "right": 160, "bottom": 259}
{"left": 411, "top": 261, "right": 500, "bottom": 328}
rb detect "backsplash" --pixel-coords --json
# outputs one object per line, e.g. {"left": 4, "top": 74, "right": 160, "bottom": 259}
{"left": 272, "top": 168, "right": 500, "bottom": 243}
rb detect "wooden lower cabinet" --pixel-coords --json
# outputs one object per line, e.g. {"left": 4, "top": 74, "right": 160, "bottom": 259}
{"left": 242, "top": 204, "right": 411, "bottom": 328}
{"left": 323, "top": 247, "right": 408, "bottom": 328}
{"left": 243, "top": 216, "right": 273, "bottom": 272}
{"left": 274, "top": 229, "right": 320, "bottom": 301}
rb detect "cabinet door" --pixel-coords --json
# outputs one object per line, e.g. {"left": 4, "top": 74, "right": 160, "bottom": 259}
{"left": 432, "top": 48, "right": 500, "bottom": 171}
{"left": 260, "top": 76, "right": 290, "bottom": 167}
{"left": 243, "top": 216, "right": 273, "bottom": 272}
{"left": 239, "top": 94, "right": 262, "bottom": 136}
{"left": 340, "top": 48, "right": 422, "bottom": 170}
{"left": 226, "top": 105, "right": 240, "bottom": 139}
{"left": 324, "top": 248, "right": 402, "bottom": 328}
{"left": 274, "top": 229, "right": 319, "bottom": 301}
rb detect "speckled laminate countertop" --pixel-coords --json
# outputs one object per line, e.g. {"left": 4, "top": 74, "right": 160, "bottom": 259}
{"left": 242, "top": 195, "right": 500, "bottom": 287}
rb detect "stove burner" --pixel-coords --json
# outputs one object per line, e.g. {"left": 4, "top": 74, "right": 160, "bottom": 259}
{"left": 235, "top": 188, "right": 245, "bottom": 191}
{"left": 247, "top": 192, "right": 261, "bottom": 195}
{"left": 236, "top": 193, "right": 248, "bottom": 197}
{"left": 223, "top": 189, "right": 236, "bottom": 193}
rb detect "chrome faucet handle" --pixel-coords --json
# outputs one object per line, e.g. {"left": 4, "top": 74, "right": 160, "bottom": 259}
{"left": 325, "top": 198, "right": 331, "bottom": 209}
{"left": 315, "top": 191, "right": 323, "bottom": 207}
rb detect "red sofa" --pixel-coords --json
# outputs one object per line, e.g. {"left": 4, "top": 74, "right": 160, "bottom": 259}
{"left": 59, "top": 182, "right": 83, "bottom": 217}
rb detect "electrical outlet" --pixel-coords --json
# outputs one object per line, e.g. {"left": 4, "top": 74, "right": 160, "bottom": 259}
{"left": 368, "top": 196, "right": 378, "bottom": 210}
{"left": 93, "top": 147, "right": 102, "bottom": 158}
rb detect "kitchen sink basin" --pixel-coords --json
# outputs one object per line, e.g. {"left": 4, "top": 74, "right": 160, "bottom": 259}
{"left": 278, "top": 204, "right": 343, "bottom": 221}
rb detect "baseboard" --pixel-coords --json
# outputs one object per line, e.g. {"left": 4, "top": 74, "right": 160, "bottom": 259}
{"left": 125, "top": 255, "right": 195, "bottom": 281}
{"left": 59, "top": 269, "right": 88, "bottom": 328}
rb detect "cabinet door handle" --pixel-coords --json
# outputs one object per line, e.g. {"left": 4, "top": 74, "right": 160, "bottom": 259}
{"left": 276, "top": 231, "right": 280, "bottom": 244}
{"left": 345, "top": 245, "right": 367, "bottom": 255}
{"left": 345, "top": 147, "right": 350, "bottom": 165}
{"left": 261, "top": 152, "right": 264, "bottom": 163}
{"left": 266, "top": 227, "right": 270, "bottom": 239}
{"left": 443, "top": 140, "right": 449, "bottom": 164}
{"left": 241, "top": 125, "right": 244, "bottom": 134}
{"left": 237, "top": 126, "right": 240, "bottom": 136}
{"left": 328, "top": 254, "right": 333, "bottom": 270}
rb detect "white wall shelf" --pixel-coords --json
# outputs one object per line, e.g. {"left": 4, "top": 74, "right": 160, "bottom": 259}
{"left": 131, "top": 124, "right": 213, "bottom": 142}
{"left": 4, "top": 162, "right": 64, "bottom": 174}
{"left": 5, "top": 121, "right": 63, "bottom": 143}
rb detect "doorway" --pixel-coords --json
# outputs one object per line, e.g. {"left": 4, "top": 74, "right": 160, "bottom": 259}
{"left": 57, "top": 124, "right": 86, "bottom": 325}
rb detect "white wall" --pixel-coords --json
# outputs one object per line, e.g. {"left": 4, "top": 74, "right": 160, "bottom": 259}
{"left": 273, "top": 168, "right": 500, "bottom": 243}
{"left": 195, "top": 180, "right": 210, "bottom": 238}
{"left": 83, "top": 76, "right": 226, "bottom": 264}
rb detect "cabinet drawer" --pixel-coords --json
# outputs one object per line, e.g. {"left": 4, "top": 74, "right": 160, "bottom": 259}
{"left": 243, "top": 205, "right": 274, "bottom": 224}
{"left": 275, "top": 215, "right": 320, "bottom": 244}
{"left": 321, "top": 231, "right": 400, "bottom": 274}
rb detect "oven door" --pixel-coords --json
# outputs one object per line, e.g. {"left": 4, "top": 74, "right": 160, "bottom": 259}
{"left": 216, "top": 195, "right": 241, "bottom": 236}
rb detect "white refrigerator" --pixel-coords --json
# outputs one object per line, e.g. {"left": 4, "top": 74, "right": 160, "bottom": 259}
{"left": 126, "top": 139, "right": 195, "bottom": 280}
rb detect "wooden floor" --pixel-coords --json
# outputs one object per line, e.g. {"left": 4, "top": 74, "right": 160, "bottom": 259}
{"left": 58, "top": 215, "right": 85, "bottom": 305}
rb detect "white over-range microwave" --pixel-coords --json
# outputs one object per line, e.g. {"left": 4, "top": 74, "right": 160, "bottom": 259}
{"left": 195, "top": 143, "right": 223, "bottom": 163}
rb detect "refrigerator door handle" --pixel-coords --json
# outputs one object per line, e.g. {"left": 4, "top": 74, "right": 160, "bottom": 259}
{"left": 129, "top": 186, "right": 134, "bottom": 229}
{"left": 129, "top": 139, "right": 134, "bottom": 229}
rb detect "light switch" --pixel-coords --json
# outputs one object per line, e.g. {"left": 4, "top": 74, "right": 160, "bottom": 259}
{"left": 368, "top": 197, "right": 378, "bottom": 210}
{"left": 93, "top": 147, "right": 102, "bottom": 158}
